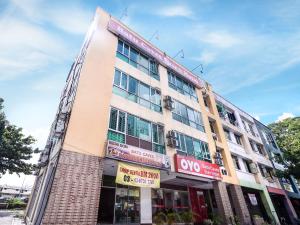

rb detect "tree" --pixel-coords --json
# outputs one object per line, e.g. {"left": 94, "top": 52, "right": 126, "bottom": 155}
{"left": 268, "top": 117, "right": 300, "bottom": 179}
{"left": 0, "top": 98, "right": 38, "bottom": 177}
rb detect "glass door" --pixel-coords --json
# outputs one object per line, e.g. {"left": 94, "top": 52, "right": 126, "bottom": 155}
{"left": 115, "top": 186, "right": 140, "bottom": 224}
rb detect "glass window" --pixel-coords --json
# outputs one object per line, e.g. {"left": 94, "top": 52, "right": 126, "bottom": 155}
{"left": 128, "top": 77, "right": 138, "bottom": 95}
{"left": 121, "top": 73, "right": 127, "bottom": 90}
{"left": 138, "top": 119, "right": 151, "bottom": 141}
{"left": 158, "top": 125, "right": 164, "bottom": 145}
{"left": 114, "top": 70, "right": 121, "bottom": 86}
{"left": 193, "top": 140, "right": 202, "bottom": 160}
{"left": 124, "top": 43, "right": 129, "bottom": 56}
{"left": 152, "top": 124, "right": 158, "bottom": 143}
{"left": 127, "top": 114, "right": 138, "bottom": 137}
{"left": 118, "top": 111, "right": 126, "bottom": 133}
{"left": 235, "top": 134, "right": 242, "bottom": 145}
{"left": 139, "top": 83, "right": 150, "bottom": 100}
{"left": 185, "top": 136, "right": 194, "bottom": 156}
{"left": 179, "top": 134, "right": 186, "bottom": 152}
{"left": 232, "top": 155, "right": 240, "bottom": 170}
{"left": 243, "top": 160, "right": 251, "bottom": 173}
{"left": 109, "top": 108, "right": 118, "bottom": 130}
{"left": 138, "top": 54, "right": 148, "bottom": 69}
{"left": 130, "top": 48, "right": 138, "bottom": 63}
{"left": 117, "top": 40, "right": 123, "bottom": 53}
{"left": 224, "top": 129, "right": 231, "bottom": 140}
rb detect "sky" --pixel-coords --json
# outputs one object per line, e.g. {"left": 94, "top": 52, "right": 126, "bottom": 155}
{"left": 0, "top": 0, "right": 300, "bottom": 186}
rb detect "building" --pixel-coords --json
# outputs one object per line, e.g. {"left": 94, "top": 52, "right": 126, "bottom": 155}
{"left": 0, "top": 185, "right": 31, "bottom": 199}
{"left": 25, "top": 7, "right": 299, "bottom": 225}
{"left": 254, "top": 120, "right": 300, "bottom": 222}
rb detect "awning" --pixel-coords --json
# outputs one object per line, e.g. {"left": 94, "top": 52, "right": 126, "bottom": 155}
{"left": 267, "top": 186, "right": 286, "bottom": 195}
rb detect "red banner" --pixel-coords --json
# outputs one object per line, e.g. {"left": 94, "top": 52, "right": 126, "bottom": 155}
{"left": 174, "top": 155, "right": 222, "bottom": 180}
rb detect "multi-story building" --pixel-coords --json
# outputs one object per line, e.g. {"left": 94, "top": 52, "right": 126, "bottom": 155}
{"left": 0, "top": 185, "right": 31, "bottom": 199}
{"left": 255, "top": 120, "right": 300, "bottom": 222}
{"left": 215, "top": 94, "right": 300, "bottom": 224}
{"left": 25, "top": 7, "right": 299, "bottom": 225}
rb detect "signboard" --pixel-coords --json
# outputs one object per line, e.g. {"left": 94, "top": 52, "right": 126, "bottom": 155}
{"left": 116, "top": 162, "right": 160, "bottom": 188}
{"left": 107, "top": 19, "right": 203, "bottom": 88}
{"left": 106, "top": 140, "right": 171, "bottom": 169}
{"left": 174, "top": 154, "right": 222, "bottom": 180}
{"left": 248, "top": 193, "right": 258, "bottom": 206}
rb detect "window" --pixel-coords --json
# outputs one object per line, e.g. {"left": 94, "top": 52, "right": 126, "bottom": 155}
{"left": 227, "top": 111, "right": 236, "bottom": 125}
{"left": 168, "top": 71, "right": 198, "bottom": 101}
{"left": 108, "top": 108, "right": 165, "bottom": 154}
{"left": 174, "top": 131, "right": 211, "bottom": 161}
{"left": 232, "top": 155, "right": 240, "bottom": 170}
{"left": 243, "top": 160, "right": 251, "bottom": 173}
{"left": 138, "top": 119, "right": 151, "bottom": 142}
{"left": 113, "top": 69, "right": 162, "bottom": 113}
{"left": 256, "top": 144, "right": 264, "bottom": 155}
{"left": 172, "top": 99, "right": 205, "bottom": 132}
{"left": 224, "top": 129, "right": 231, "bottom": 141}
{"left": 215, "top": 149, "right": 224, "bottom": 166}
{"left": 116, "top": 40, "right": 159, "bottom": 80}
{"left": 259, "top": 165, "right": 267, "bottom": 177}
{"left": 234, "top": 134, "right": 242, "bottom": 145}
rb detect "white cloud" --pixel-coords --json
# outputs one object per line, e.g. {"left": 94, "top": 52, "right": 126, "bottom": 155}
{"left": 192, "top": 51, "right": 217, "bottom": 65}
{"left": 276, "top": 112, "right": 295, "bottom": 122}
{"left": 157, "top": 5, "right": 193, "bottom": 18}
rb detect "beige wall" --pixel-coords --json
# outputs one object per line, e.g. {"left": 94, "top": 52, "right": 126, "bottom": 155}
{"left": 63, "top": 8, "right": 116, "bottom": 157}
{"left": 63, "top": 7, "right": 239, "bottom": 185}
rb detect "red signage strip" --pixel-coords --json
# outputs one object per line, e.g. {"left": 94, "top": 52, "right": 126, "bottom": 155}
{"left": 174, "top": 154, "right": 222, "bottom": 180}
{"left": 107, "top": 19, "right": 203, "bottom": 88}
{"left": 267, "top": 186, "right": 286, "bottom": 195}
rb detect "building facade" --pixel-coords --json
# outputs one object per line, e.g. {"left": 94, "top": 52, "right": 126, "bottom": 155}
{"left": 25, "top": 7, "right": 299, "bottom": 225}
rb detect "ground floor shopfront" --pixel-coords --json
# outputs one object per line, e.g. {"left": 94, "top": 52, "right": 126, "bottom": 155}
{"left": 97, "top": 158, "right": 221, "bottom": 225}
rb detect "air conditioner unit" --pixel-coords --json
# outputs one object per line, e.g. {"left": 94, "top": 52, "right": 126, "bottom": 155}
{"left": 266, "top": 176, "right": 275, "bottom": 183}
{"left": 164, "top": 96, "right": 174, "bottom": 110}
{"left": 202, "top": 89, "right": 209, "bottom": 98}
{"left": 167, "top": 130, "right": 178, "bottom": 139}
{"left": 249, "top": 162, "right": 258, "bottom": 174}
{"left": 167, "top": 138, "right": 180, "bottom": 148}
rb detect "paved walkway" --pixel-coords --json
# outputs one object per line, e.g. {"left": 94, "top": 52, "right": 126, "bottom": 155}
{"left": 0, "top": 210, "right": 25, "bottom": 225}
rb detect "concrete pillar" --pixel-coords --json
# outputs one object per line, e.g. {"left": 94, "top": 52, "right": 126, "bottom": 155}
{"left": 213, "top": 181, "right": 234, "bottom": 225}
{"left": 228, "top": 184, "right": 252, "bottom": 225}
{"left": 283, "top": 195, "right": 298, "bottom": 225}
{"left": 140, "top": 187, "right": 152, "bottom": 225}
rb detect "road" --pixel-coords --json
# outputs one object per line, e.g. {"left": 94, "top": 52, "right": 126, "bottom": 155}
{"left": 0, "top": 210, "right": 25, "bottom": 225}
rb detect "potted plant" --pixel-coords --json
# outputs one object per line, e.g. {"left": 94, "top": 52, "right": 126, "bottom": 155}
{"left": 153, "top": 212, "right": 167, "bottom": 225}
{"left": 179, "top": 210, "right": 194, "bottom": 225}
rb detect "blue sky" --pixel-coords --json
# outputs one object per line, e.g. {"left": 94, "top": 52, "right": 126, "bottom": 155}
{"left": 0, "top": 0, "right": 300, "bottom": 185}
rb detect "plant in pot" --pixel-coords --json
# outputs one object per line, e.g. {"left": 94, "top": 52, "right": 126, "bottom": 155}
{"left": 179, "top": 210, "right": 194, "bottom": 225}
{"left": 165, "top": 212, "right": 180, "bottom": 225}
{"left": 209, "top": 213, "right": 222, "bottom": 225}
{"left": 153, "top": 212, "right": 167, "bottom": 225}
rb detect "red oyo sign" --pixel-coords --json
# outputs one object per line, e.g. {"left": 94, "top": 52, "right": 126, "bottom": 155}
{"left": 107, "top": 19, "right": 203, "bottom": 88}
{"left": 174, "top": 154, "right": 222, "bottom": 180}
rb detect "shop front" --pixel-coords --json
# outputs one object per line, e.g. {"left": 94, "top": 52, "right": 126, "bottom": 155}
{"left": 98, "top": 141, "right": 222, "bottom": 225}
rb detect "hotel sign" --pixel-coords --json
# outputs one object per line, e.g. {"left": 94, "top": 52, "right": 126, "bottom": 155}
{"left": 106, "top": 140, "right": 171, "bottom": 170}
{"left": 107, "top": 19, "right": 203, "bottom": 88}
{"left": 174, "top": 154, "right": 222, "bottom": 180}
{"left": 116, "top": 162, "right": 160, "bottom": 188}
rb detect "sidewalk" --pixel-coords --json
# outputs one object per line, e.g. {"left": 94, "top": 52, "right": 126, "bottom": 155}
{"left": 0, "top": 210, "right": 25, "bottom": 225}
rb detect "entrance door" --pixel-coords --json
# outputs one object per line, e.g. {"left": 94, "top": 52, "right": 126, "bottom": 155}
{"left": 114, "top": 186, "right": 140, "bottom": 224}
{"left": 189, "top": 187, "right": 208, "bottom": 224}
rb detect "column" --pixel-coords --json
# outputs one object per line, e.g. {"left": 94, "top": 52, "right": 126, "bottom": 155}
{"left": 213, "top": 181, "right": 234, "bottom": 225}
{"left": 228, "top": 184, "right": 252, "bottom": 225}
{"left": 140, "top": 187, "right": 152, "bottom": 225}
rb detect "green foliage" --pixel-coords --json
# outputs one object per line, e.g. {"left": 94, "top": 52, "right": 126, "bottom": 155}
{"left": 209, "top": 213, "right": 223, "bottom": 225}
{"left": 0, "top": 98, "right": 39, "bottom": 177}
{"left": 268, "top": 117, "right": 300, "bottom": 179}
{"left": 6, "top": 198, "right": 26, "bottom": 209}
{"left": 179, "top": 210, "right": 194, "bottom": 223}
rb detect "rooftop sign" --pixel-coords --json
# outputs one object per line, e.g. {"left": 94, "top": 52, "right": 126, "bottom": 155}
{"left": 107, "top": 19, "right": 203, "bottom": 88}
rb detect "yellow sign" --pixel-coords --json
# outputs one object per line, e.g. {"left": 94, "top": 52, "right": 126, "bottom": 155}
{"left": 116, "top": 162, "right": 160, "bottom": 188}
